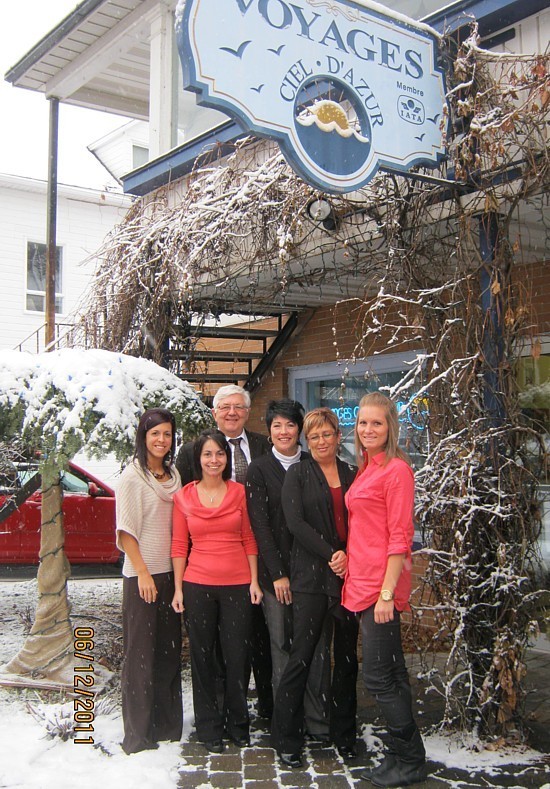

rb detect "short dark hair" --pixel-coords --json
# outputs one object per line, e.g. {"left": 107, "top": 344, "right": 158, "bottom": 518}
{"left": 134, "top": 408, "right": 176, "bottom": 473}
{"left": 193, "top": 429, "right": 232, "bottom": 481}
{"left": 265, "top": 399, "right": 305, "bottom": 434}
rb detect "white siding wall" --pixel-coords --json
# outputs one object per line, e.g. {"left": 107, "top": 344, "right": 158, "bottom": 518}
{"left": 489, "top": 8, "right": 550, "bottom": 54}
{"left": 0, "top": 174, "right": 132, "bottom": 351}
{"left": 89, "top": 120, "right": 151, "bottom": 182}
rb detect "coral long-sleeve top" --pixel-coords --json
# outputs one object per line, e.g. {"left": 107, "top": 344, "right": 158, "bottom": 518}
{"left": 171, "top": 480, "right": 258, "bottom": 585}
{"left": 342, "top": 453, "right": 415, "bottom": 613}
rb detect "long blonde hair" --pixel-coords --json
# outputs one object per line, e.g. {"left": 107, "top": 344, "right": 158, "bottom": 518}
{"left": 354, "top": 392, "right": 411, "bottom": 469}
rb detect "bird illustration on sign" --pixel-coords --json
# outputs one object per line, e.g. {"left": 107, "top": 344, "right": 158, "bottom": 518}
{"left": 220, "top": 40, "right": 251, "bottom": 58}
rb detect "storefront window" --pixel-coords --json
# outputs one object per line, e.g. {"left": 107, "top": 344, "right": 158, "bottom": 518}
{"left": 518, "top": 340, "right": 550, "bottom": 567}
{"left": 288, "top": 352, "right": 428, "bottom": 467}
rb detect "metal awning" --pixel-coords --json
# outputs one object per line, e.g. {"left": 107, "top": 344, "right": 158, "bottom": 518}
{"left": 4, "top": 0, "right": 155, "bottom": 120}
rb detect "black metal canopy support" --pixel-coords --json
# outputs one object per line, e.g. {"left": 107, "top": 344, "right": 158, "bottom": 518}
{"left": 479, "top": 212, "right": 507, "bottom": 429}
{"left": 244, "top": 311, "right": 299, "bottom": 394}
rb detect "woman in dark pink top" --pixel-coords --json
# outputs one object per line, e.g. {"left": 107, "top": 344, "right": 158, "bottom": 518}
{"left": 343, "top": 392, "right": 427, "bottom": 788}
{"left": 171, "top": 429, "right": 261, "bottom": 754}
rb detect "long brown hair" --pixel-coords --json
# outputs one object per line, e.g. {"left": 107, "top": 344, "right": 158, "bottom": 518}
{"left": 192, "top": 429, "right": 232, "bottom": 481}
{"left": 134, "top": 408, "right": 176, "bottom": 474}
{"left": 354, "top": 392, "right": 411, "bottom": 469}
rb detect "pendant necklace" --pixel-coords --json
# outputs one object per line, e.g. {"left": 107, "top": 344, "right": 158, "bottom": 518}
{"left": 148, "top": 467, "right": 166, "bottom": 480}
{"left": 200, "top": 484, "right": 223, "bottom": 503}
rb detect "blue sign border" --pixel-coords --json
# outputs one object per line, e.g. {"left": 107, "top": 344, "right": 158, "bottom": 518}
{"left": 177, "top": 0, "right": 449, "bottom": 193}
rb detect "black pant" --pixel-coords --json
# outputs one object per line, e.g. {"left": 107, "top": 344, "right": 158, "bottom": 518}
{"left": 185, "top": 581, "right": 252, "bottom": 741}
{"left": 121, "top": 572, "right": 183, "bottom": 754}
{"left": 248, "top": 603, "right": 273, "bottom": 716}
{"left": 271, "top": 591, "right": 359, "bottom": 754}
{"left": 361, "top": 605, "right": 415, "bottom": 733}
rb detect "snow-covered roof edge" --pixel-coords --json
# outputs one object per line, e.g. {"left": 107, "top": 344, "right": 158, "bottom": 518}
{"left": 175, "top": 0, "right": 442, "bottom": 40}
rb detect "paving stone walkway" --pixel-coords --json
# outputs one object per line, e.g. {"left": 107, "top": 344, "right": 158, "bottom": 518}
{"left": 176, "top": 649, "right": 550, "bottom": 789}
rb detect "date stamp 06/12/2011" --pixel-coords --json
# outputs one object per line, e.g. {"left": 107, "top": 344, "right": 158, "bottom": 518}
{"left": 73, "top": 627, "right": 96, "bottom": 744}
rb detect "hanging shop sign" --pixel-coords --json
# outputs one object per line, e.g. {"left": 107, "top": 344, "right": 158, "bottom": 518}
{"left": 177, "top": 0, "right": 448, "bottom": 194}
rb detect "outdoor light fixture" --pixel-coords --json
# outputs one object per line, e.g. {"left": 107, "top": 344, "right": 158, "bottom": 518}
{"left": 306, "top": 198, "right": 339, "bottom": 232}
{"left": 307, "top": 198, "right": 331, "bottom": 221}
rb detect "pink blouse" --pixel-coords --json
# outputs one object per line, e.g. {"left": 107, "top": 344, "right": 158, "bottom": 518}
{"left": 342, "top": 453, "right": 414, "bottom": 613}
{"left": 172, "top": 480, "right": 257, "bottom": 586}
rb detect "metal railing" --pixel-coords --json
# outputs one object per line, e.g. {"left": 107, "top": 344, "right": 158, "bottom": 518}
{"left": 13, "top": 322, "right": 78, "bottom": 354}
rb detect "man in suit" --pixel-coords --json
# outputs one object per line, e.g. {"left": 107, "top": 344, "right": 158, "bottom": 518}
{"left": 176, "top": 384, "right": 274, "bottom": 719}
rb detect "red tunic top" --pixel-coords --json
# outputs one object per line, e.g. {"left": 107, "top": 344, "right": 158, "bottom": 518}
{"left": 342, "top": 453, "right": 414, "bottom": 613}
{"left": 171, "top": 480, "right": 258, "bottom": 585}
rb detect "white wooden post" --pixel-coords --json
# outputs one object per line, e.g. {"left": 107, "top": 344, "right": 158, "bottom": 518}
{"left": 149, "top": 3, "right": 178, "bottom": 159}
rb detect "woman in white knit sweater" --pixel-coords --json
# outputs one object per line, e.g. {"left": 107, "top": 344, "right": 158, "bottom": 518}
{"left": 116, "top": 408, "right": 183, "bottom": 755}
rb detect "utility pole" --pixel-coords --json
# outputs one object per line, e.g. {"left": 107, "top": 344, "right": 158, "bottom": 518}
{"left": 45, "top": 97, "right": 59, "bottom": 350}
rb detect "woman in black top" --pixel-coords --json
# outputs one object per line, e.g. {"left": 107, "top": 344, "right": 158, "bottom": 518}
{"left": 271, "top": 408, "right": 359, "bottom": 768}
{"left": 246, "top": 399, "right": 330, "bottom": 741}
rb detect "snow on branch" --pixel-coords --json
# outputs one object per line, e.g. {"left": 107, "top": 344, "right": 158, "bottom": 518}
{"left": 0, "top": 349, "right": 213, "bottom": 467}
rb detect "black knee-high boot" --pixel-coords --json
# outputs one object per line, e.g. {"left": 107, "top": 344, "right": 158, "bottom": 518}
{"left": 364, "top": 725, "right": 428, "bottom": 788}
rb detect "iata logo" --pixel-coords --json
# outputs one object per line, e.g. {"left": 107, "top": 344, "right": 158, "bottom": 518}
{"left": 177, "top": 0, "right": 448, "bottom": 194}
{"left": 398, "top": 97, "right": 426, "bottom": 125}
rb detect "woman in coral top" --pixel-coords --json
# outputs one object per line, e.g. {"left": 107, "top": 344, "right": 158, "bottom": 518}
{"left": 171, "top": 429, "right": 262, "bottom": 754}
{"left": 342, "top": 392, "right": 427, "bottom": 788}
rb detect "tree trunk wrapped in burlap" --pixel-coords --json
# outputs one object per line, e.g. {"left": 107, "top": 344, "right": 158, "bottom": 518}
{"left": 5, "top": 472, "right": 74, "bottom": 684}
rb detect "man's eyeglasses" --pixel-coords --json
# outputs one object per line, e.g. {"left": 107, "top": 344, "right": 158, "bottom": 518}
{"left": 307, "top": 431, "right": 337, "bottom": 443}
{"left": 216, "top": 404, "right": 249, "bottom": 413}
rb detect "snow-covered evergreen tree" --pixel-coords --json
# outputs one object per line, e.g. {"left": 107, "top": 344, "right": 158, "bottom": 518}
{"left": 0, "top": 348, "right": 212, "bottom": 686}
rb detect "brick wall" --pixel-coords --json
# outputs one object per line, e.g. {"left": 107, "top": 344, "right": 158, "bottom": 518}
{"left": 247, "top": 301, "right": 418, "bottom": 431}
{"left": 245, "top": 256, "right": 549, "bottom": 431}
{"left": 513, "top": 260, "right": 550, "bottom": 338}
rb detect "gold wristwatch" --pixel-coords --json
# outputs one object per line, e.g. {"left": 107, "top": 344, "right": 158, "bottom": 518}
{"left": 380, "top": 589, "right": 394, "bottom": 602}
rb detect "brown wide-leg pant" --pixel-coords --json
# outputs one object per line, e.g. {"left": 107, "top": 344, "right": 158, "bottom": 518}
{"left": 121, "top": 571, "right": 183, "bottom": 754}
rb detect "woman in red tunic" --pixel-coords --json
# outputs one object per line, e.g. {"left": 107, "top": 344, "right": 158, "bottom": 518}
{"left": 342, "top": 392, "right": 427, "bottom": 787}
{"left": 171, "top": 429, "right": 262, "bottom": 754}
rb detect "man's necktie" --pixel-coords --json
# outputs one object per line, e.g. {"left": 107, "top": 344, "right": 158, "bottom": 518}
{"left": 229, "top": 437, "right": 248, "bottom": 484}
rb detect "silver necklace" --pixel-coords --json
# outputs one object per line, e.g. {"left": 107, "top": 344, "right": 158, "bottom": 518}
{"left": 200, "top": 484, "right": 224, "bottom": 503}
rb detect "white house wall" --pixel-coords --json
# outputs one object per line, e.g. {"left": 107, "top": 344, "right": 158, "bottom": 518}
{"left": 0, "top": 174, "right": 132, "bottom": 351}
{"left": 89, "top": 120, "right": 150, "bottom": 182}
{"left": 487, "top": 7, "right": 549, "bottom": 53}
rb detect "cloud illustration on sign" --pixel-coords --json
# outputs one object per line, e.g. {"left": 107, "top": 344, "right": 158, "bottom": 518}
{"left": 297, "top": 100, "right": 370, "bottom": 143}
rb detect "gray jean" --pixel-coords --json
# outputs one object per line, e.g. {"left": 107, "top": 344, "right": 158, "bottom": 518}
{"left": 262, "top": 587, "right": 331, "bottom": 735}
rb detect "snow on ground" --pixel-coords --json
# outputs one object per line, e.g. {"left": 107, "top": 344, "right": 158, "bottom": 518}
{"left": 0, "top": 577, "right": 548, "bottom": 789}
{"left": 0, "top": 577, "right": 194, "bottom": 789}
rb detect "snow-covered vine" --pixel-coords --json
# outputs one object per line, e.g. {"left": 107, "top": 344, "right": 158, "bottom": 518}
{"left": 72, "top": 26, "right": 549, "bottom": 737}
